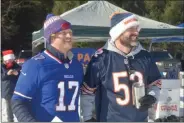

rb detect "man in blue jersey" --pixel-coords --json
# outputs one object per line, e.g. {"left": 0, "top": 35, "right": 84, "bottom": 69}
{"left": 11, "top": 14, "right": 84, "bottom": 122}
{"left": 81, "top": 12, "right": 161, "bottom": 122}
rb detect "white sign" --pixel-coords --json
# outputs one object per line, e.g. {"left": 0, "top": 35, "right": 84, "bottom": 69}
{"left": 148, "top": 79, "right": 180, "bottom": 120}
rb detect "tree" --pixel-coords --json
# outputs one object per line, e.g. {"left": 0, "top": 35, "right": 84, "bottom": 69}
{"left": 1, "top": 0, "right": 54, "bottom": 52}
{"left": 1, "top": 0, "right": 23, "bottom": 40}
{"left": 144, "top": 0, "right": 184, "bottom": 52}
{"left": 144, "top": 0, "right": 167, "bottom": 20}
{"left": 161, "top": 0, "right": 184, "bottom": 25}
{"left": 52, "top": 0, "right": 87, "bottom": 15}
{"left": 108, "top": 0, "right": 147, "bottom": 16}
{"left": 1, "top": 0, "right": 183, "bottom": 54}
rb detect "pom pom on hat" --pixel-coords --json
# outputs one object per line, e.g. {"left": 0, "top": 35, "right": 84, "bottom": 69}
{"left": 46, "top": 13, "right": 55, "bottom": 20}
{"left": 2, "top": 50, "right": 15, "bottom": 61}
{"left": 43, "top": 13, "right": 71, "bottom": 43}
{"left": 109, "top": 12, "right": 141, "bottom": 42}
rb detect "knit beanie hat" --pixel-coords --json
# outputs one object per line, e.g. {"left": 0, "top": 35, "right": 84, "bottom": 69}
{"left": 109, "top": 12, "right": 141, "bottom": 42}
{"left": 43, "top": 13, "right": 71, "bottom": 43}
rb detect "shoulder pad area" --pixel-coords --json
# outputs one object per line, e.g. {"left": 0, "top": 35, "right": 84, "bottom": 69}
{"left": 32, "top": 54, "right": 45, "bottom": 60}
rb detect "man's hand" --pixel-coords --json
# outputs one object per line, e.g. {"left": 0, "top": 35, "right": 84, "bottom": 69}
{"left": 138, "top": 95, "right": 156, "bottom": 111}
{"left": 85, "top": 117, "right": 96, "bottom": 122}
{"left": 7, "top": 69, "right": 18, "bottom": 76}
{"left": 7, "top": 69, "right": 14, "bottom": 75}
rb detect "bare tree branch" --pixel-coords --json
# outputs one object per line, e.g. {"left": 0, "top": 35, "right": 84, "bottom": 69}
{"left": 2, "top": 0, "right": 24, "bottom": 40}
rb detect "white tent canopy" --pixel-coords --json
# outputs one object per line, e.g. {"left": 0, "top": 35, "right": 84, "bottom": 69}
{"left": 32, "top": 1, "right": 184, "bottom": 46}
{"left": 60, "top": 1, "right": 178, "bottom": 29}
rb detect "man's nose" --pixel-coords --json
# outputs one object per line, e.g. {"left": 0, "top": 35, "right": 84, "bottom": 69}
{"left": 66, "top": 32, "right": 72, "bottom": 38}
{"left": 133, "top": 30, "right": 139, "bottom": 36}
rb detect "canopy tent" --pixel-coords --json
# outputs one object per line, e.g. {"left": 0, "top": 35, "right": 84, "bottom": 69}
{"left": 32, "top": 1, "right": 184, "bottom": 47}
{"left": 178, "top": 23, "right": 184, "bottom": 27}
{"left": 151, "top": 23, "right": 184, "bottom": 43}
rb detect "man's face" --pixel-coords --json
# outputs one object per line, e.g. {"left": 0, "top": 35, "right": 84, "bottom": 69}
{"left": 52, "top": 29, "right": 73, "bottom": 52}
{"left": 118, "top": 26, "right": 139, "bottom": 47}
{"left": 4, "top": 59, "right": 14, "bottom": 68}
{"left": 4, "top": 59, "right": 14, "bottom": 64}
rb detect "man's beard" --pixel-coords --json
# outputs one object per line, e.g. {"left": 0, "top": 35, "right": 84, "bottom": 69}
{"left": 120, "top": 35, "right": 138, "bottom": 47}
{"left": 120, "top": 39, "right": 138, "bottom": 48}
{"left": 130, "top": 41, "right": 138, "bottom": 47}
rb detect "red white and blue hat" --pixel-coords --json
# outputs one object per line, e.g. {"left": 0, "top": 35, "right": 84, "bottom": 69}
{"left": 43, "top": 14, "right": 71, "bottom": 43}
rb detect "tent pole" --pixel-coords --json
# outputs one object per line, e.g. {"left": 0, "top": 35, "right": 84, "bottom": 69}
{"left": 149, "top": 41, "right": 153, "bottom": 51}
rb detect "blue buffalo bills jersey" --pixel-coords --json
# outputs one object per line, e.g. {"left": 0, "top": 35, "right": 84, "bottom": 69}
{"left": 12, "top": 50, "right": 83, "bottom": 122}
{"left": 82, "top": 41, "right": 161, "bottom": 122}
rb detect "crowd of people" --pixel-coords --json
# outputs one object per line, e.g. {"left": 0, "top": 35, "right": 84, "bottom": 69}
{"left": 1, "top": 12, "right": 182, "bottom": 122}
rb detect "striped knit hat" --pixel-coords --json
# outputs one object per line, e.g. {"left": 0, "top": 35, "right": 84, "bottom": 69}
{"left": 43, "top": 14, "right": 71, "bottom": 43}
{"left": 109, "top": 12, "right": 141, "bottom": 42}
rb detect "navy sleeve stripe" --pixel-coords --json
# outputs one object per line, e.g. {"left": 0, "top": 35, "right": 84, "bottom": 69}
{"left": 83, "top": 82, "right": 96, "bottom": 92}
{"left": 82, "top": 84, "right": 95, "bottom": 92}
{"left": 81, "top": 86, "right": 94, "bottom": 94}
{"left": 14, "top": 91, "right": 32, "bottom": 99}
{"left": 81, "top": 91, "right": 88, "bottom": 95}
{"left": 81, "top": 89, "right": 93, "bottom": 95}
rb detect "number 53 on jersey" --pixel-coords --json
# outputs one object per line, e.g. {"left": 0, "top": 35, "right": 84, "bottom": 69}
{"left": 113, "top": 71, "right": 143, "bottom": 106}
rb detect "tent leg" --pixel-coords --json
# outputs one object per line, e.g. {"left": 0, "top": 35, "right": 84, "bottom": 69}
{"left": 149, "top": 42, "right": 153, "bottom": 51}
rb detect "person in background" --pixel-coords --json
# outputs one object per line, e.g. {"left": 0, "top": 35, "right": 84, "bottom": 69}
{"left": 1, "top": 50, "right": 21, "bottom": 122}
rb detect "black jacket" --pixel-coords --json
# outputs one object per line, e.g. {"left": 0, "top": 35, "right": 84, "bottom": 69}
{"left": 1, "top": 62, "right": 21, "bottom": 99}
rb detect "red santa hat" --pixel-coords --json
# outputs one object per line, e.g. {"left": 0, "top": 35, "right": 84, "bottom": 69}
{"left": 2, "top": 50, "right": 15, "bottom": 61}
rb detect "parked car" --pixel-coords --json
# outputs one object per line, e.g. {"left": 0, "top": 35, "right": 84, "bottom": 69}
{"left": 150, "top": 50, "right": 181, "bottom": 77}
{"left": 15, "top": 50, "right": 32, "bottom": 66}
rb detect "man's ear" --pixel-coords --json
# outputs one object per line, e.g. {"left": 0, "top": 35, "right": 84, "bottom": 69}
{"left": 50, "top": 34, "right": 56, "bottom": 43}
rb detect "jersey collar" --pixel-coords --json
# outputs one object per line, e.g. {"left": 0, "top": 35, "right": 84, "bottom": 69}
{"left": 103, "top": 39, "right": 145, "bottom": 57}
{"left": 44, "top": 44, "right": 73, "bottom": 64}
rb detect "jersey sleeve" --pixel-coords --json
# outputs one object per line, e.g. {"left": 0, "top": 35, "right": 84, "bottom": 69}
{"left": 80, "top": 53, "right": 104, "bottom": 121}
{"left": 81, "top": 51, "right": 105, "bottom": 95}
{"left": 147, "top": 57, "right": 161, "bottom": 88}
{"left": 12, "top": 60, "right": 39, "bottom": 101}
{"left": 78, "top": 60, "right": 84, "bottom": 86}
